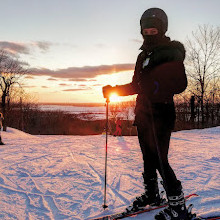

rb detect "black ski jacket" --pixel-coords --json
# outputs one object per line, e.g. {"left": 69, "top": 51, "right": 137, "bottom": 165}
{"left": 114, "top": 37, "right": 187, "bottom": 129}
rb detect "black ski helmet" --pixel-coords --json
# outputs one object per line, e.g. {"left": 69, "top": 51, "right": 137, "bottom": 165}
{"left": 140, "top": 8, "right": 168, "bottom": 34}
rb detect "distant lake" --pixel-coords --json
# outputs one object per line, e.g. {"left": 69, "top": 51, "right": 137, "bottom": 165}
{"left": 39, "top": 103, "right": 106, "bottom": 120}
{"left": 38, "top": 103, "right": 135, "bottom": 121}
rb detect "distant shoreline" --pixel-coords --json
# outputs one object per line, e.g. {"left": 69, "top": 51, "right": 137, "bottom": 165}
{"left": 38, "top": 103, "right": 104, "bottom": 107}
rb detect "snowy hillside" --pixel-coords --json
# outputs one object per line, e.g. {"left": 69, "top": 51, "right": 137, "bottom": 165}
{"left": 0, "top": 127, "right": 219, "bottom": 219}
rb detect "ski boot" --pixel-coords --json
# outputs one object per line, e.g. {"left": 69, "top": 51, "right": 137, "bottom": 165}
{"left": 155, "top": 180, "right": 194, "bottom": 220}
{"left": 126, "top": 174, "right": 165, "bottom": 212}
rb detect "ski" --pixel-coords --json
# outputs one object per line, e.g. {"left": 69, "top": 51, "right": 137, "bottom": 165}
{"left": 192, "top": 217, "right": 220, "bottom": 220}
{"left": 90, "top": 193, "right": 198, "bottom": 220}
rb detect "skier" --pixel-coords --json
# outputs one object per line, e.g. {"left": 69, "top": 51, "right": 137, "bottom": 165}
{"left": 102, "top": 8, "right": 190, "bottom": 219}
{"left": 114, "top": 117, "right": 122, "bottom": 136}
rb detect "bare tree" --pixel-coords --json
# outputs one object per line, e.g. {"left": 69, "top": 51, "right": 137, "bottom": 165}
{"left": 109, "top": 102, "right": 121, "bottom": 120}
{"left": 185, "top": 24, "right": 220, "bottom": 125}
{"left": 120, "top": 100, "right": 136, "bottom": 135}
{"left": 0, "top": 50, "right": 29, "bottom": 130}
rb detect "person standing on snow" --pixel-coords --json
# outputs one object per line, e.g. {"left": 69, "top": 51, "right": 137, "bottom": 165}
{"left": 114, "top": 117, "right": 122, "bottom": 136}
{"left": 102, "top": 8, "right": 191, "bottom": 219}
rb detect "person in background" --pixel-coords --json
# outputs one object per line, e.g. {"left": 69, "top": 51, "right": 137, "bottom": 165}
{"left": 114, "top": 117, "right": 122, "bottom": 136}
{"left": 103, "top": 8, "right": 193, "bottom": 219}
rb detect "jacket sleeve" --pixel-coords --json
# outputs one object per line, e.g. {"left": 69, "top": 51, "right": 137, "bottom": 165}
{"left": 113, "top": 53, "right": 143, "bottom": 96}
{"left": 114, "top": 83, "right": 137, "bottom": 96}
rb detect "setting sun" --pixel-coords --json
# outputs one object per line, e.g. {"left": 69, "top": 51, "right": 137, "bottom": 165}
{"left": 109, "top": 93, "right": 122, "bottom": 102}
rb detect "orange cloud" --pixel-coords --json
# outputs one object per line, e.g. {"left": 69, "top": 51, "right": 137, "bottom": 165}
{"left": 59, "top": 83, "right": 72, "bottom": 86}
{"left": 62, "top": 88, "right": 90, "bottom": 92}
{"left": 30, "top": 63, "right": 134, "bottom": 80}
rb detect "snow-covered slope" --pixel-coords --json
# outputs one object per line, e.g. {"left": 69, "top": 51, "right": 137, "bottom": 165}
{"left": 0, "top": 127, "right": 219, "bottom": 219}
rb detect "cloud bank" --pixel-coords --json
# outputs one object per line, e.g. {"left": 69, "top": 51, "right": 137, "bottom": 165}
{"left": 31, "top": 63, "right": 134, "bottom": 80}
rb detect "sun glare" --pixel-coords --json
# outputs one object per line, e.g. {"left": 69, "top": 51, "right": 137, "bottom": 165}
{"left": 109, "top": 93, "right": 121, "bottom": 102}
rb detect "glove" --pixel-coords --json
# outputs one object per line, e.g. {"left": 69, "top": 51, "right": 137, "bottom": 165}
{"left": 102, "top": 85, "right": 113, "bottom": 99}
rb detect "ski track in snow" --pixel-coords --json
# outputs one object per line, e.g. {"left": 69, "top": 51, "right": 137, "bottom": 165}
{"left": 0, "top": 127, "right": 219, "bottom": 219}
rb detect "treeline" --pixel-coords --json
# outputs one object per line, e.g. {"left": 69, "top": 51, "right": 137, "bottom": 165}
{"left": 175, "top": 98, "right": 219, "bottom": 130}
{"left": 6, "top": 102, "right": 105, "bottom": 135}
{"left": 5, "top": 99, "right": 220, "bottom": 136}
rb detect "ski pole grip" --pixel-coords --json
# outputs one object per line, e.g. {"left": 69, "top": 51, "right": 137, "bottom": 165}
{"left": 106, "top": 97, "right": 110, "bottom": 103}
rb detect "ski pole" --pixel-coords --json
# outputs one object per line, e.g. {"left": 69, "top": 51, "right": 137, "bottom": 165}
{"left": 103, "top": 97, "right": 110, "bottom": 209}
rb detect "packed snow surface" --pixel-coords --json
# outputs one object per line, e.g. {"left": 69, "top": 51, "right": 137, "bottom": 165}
{"left": 0, "top": 127, "right": 219, "bottom": 219}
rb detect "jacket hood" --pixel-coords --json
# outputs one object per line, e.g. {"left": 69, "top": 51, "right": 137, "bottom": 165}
{"left": 170, "top": 40, "right": 186, "bottom": 60}
{"left": 140, "top": 38, "right": 185, "bottom": 60}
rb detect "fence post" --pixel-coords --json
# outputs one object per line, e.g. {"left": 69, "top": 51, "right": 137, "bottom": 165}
{"left": 190, "top": 96, "right": 195, "bottom": 127}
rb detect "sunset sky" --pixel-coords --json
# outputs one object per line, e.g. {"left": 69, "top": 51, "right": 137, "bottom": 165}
{"left": 1, "top": 0, "right": 219, "bottom": 103}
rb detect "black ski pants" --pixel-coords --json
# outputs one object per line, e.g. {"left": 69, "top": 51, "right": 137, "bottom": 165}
{"left": 136, "top": 103, "right": 178, "bottom": 194}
